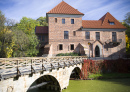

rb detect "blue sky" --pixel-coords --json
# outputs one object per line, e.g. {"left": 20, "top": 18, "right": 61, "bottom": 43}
{"left": 0, "top": 0, "right": 130, "bottom": 22}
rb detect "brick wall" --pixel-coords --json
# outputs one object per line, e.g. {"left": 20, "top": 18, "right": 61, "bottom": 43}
{"left": 47, "top": 16, "right": 126, "bottom": 57}
{"left": 48, "top": 17, "right": 84, "bottom": 55}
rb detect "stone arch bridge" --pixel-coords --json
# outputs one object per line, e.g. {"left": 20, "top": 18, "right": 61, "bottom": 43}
{"left": 0, "top": 56, "right": 87, "bottom": 92}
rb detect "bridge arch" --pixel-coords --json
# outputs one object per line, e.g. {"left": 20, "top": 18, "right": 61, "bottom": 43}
{"left": 27, "top": 75, "right": 61, "bottom": 92}
{"left": 69, "top": 67, "right": 81, "bottom": 80}
{"left": 0, "top": 56, "right": 86, "bottom": 92}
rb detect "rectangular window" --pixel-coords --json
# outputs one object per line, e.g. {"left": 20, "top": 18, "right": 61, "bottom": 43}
{"left": 62, "top": 19, "right": 65, "bottom": 24}
{"left": 71, "top": 19, "right": 74, "bottom": 24}
{"left": 96, "top": 32, "right": 100, "bottom": 40}
{"left": 85, "top": 32, "right": 90, "bottom": 39}
{"left": 59, "top": 44, "right": 63, "bottom": 50}
{"left": 64, "top": 31, "right": 69, "bottom": 39}
{"left": 55, "top": 18, "right": 57, "bottom": 23}
{"left": 73, "top": 31, "right": 76, "bottom": 36}
{"left": 112, "top": 32, "right": 117, "bottom": 42}
{"left": 70, "top": 44, "right": 74, "bottom": 50}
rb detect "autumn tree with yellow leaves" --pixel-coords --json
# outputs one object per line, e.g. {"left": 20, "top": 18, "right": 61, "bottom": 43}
{"left": 0, "top": 11, "right": 15, "bottom": 57}
{"left": 123, "top": 12, "right": 130, "bottom": 53}
{"left": 126, "top": 35, "right": 130, "bottom": 53}
{"left": 0, "top": 29, "right": 15, "bottom": 58}
{"left": 0, "top": 11, "right": 40, "bottom": 58}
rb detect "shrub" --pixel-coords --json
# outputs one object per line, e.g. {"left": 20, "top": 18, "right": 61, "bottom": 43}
{"left": 80, "top": 59, "right": 101, "bottom": 79}
{"left": 80, "top": 59, "right": 130, "bottom": 79}
{"left": 56, "top": 52, "right": 79, "bottom": 56}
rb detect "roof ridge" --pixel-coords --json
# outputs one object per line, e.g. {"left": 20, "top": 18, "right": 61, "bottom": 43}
{"left": 99, "top": 12, "right": 108, "bottom": 25}
{"left": 83, "top": 20, "right": 102, "bottom": 21}
{"left": 47, "top": 1, "right": 84, "bottom": 15}
{"left": 47, "top": 1, "right": 63, "bottom": 13}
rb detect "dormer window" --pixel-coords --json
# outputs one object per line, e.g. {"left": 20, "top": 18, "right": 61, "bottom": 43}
{"left": 108, "top": 19, "right": 115, "bottom": 25}
{"left": 110, "top": 22, "right": 115, "bottom": 25}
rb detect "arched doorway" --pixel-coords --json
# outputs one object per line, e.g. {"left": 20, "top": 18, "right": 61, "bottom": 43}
{"left": 95, "top": 45, "right": 100, "bottom": 57}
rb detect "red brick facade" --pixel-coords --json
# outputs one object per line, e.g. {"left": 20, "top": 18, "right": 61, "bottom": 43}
{"left": 36, "top": 1, "right": 126, "bottom": 57}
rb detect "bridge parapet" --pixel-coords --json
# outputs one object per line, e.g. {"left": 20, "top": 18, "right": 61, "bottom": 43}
{"left": 0, "top": 56, "right": 87, "bottom": 80}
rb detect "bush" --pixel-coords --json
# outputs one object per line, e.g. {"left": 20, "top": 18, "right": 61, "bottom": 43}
{"left": 80, "top": 59, "right": 130, "bottom": 79}
{"left": 56, "top": 52, "right": 79, "bottom": 56}
{"left": 80, "top": 59, "right": 101, "bottom": 79}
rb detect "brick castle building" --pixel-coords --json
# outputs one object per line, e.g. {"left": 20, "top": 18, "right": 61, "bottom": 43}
{"left": 35, "top": 1, "right": 126, "bottom": 57}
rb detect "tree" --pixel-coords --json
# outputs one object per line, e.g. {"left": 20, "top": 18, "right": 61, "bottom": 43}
{"left": 0, "top": 10, "right": 15, "bottom": 58}
{"left": 17, "top": 17, "right": 40, "bottom": 34}
{"left": 126, "top": 35, "right": 130, "bottom": 53}
{"left": 6, "top": 19, "right": 16, "bottom": 30}
{"left": 16, "top": 17, "right": 40, "bottom": 57}
{"left": 36, "top": 17, "right": 48, "bottom": 26}
{"left": 124, "top": 12, "right": 130, "bottom": 25}
{"left": 124, "top": 12, "right": 130, "bottom": 38}
{"left": 12, "top": 28, "right": 29, "bottom": 57}
{"left": 0, "top": 28, "right": 15, "bottom": 58}
{"left": 123, "top": 12, "right": 130, "bottom": 53}
{"left": 0, "top": 10, "right": 45, "bottom": 57}
{"left": 26, "top": 34, "right": 39, "bottom": 56}
{"left": 0, "top": 10, "right": 6, "bottom": 30}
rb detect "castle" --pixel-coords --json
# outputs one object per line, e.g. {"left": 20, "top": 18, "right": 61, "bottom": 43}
{"left": 35, "top": 1, "right": 126, "bottom": 57}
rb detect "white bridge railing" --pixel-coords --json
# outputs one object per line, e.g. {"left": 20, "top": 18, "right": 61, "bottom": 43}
{"left": 0, "top": 56, "right": 87, "bottom": 80}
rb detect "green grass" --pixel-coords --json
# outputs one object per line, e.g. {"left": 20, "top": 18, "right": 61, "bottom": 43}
{"left": 35, "top": 78, "right": 130, "bottom": 92}
{"left": 88, "top": 73, "right": 130, "bottom": 79}
{"left": 62, "top": 78, "right": 130, "bottom": 92}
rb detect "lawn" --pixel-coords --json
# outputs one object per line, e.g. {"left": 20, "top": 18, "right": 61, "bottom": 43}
{"left": 88, "top": 73, "right": 130, "bottom": 79}
{"left": 62, "top": 78, "right": 130, "bottom": 92}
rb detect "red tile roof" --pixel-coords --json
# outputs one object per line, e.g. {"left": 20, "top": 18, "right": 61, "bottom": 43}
{"left": 82, "top": 20, "right": 102, "bottom": 28}
{"left": 35, "top": 26, "right": 48, "bottom": 34}
{"left": 82, "top": 12, "right": 126, "bottom": 29}
{"left": 47, "top": 1, "right": 84, "bottom": 15}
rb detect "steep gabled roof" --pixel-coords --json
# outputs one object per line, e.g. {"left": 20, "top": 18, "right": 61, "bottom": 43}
{"left": 82, "top": 12, "right": 126, "bottom": 29}
{"left": 35, "top": 26, "right": 48, "bottom": 34}
{"left": 99, "top": 12, "right": 125, "bottom": 28}
{"left": 47, "top": 1, "right": 84, "bottom": 15}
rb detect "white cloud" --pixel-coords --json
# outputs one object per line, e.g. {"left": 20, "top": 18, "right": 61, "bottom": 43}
{"left": 2, "top": 0, "right": 61, "bottom": 22}
{"left": 82, "top": 0, "right": 130, "bottom": 20}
